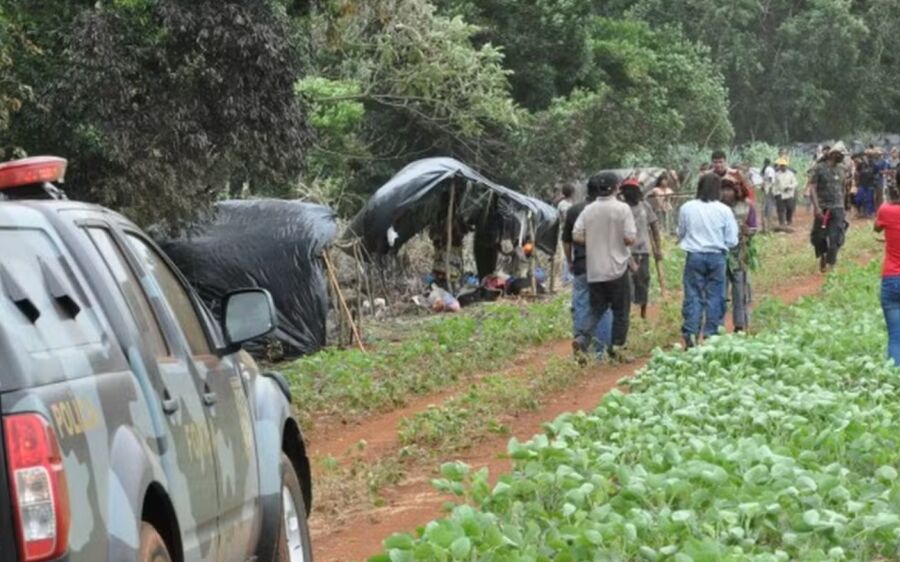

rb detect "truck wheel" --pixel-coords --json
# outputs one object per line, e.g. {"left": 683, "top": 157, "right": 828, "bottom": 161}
{"left": 139, "top": 522, "right": 173, "bottom": 562}
{"left": 275, "top": 453, "right": 313, "bottom": 562}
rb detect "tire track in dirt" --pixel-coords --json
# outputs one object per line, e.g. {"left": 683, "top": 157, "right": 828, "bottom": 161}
{"left": 310, "top": 218, "right": 879, "bottom": 561}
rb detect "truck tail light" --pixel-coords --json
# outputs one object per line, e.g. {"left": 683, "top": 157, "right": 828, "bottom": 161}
{"left": 4, "top": 413, "right": 70, "bottom": 562}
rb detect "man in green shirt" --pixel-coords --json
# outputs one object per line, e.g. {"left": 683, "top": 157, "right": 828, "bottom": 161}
{"left": 808, "top": 142, "right": 851, "bottom": 272}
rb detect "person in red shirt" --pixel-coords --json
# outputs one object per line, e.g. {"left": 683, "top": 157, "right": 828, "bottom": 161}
{"left": 874, "top": 172, "right": 900, "bottom": 364}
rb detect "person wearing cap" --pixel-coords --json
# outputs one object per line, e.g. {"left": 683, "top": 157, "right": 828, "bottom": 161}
{"left": 562, "top": 179, "right": 613, "bottom": 359}
{"left": 720, "top": 174, "right": 758, "bottom": 332}
{"left": 620, "top": 178, "right": 663, "bottom": 319}
{"left": 573, "top": 172, "right": 636, "bottom": 361}
{"left": 808, "top": 142, "right": 851, "bottom": 272}
{"left": 773, "top": 158, "right": 798, "bottom": 227}
{"left": 677, "top": 173, "right": 739, "bottom": 348}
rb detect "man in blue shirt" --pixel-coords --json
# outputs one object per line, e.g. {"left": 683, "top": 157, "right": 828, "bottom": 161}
{"left": 678, "top": 173, "right": 739, "bottom": 348}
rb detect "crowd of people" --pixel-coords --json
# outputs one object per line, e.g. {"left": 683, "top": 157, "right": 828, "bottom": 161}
{"left": 558, "top": 145, "right": 900, "bottom": 363}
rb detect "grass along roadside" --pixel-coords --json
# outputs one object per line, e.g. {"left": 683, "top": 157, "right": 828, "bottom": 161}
{"left": 376, "top": 262, "right": 900, "bottom": 562}
{"left": 287, "top": 218, "right": 881, "bottom": 436}
{"left": 310, "top": 226, "right": 862, "bottom": 525}
{"left": 282, "top": 297, "right": 570, "bottom": 429}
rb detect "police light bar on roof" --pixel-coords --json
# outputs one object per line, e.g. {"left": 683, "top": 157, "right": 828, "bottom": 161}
{"left": 0, "top": 157, "right": 67, "bottom": 191}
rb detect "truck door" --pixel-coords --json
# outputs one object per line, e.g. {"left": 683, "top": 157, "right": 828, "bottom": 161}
{"left": 81, "top": 226, "right": 221, "bottom": 560}
{"left": 123, "top": 232, "right": 261, "bottom": 562}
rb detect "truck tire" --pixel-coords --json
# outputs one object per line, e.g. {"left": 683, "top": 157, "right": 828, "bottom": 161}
{"left": 275, "top": 452, "right": 313, "bottom": 562}
{"left": 139, "top": 522, "right": 173, "bottom": 562}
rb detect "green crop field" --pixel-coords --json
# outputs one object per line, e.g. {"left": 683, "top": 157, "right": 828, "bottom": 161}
{"left": 373, "top": 263, "right": 900, "bottom": 562}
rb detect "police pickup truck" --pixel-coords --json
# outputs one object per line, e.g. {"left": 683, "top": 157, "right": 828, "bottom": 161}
{"left": 0, "top": 157, "right": 312, "bottom": 562}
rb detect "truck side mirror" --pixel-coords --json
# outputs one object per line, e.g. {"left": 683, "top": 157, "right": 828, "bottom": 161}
{"left": 221, "top": 289, "right": 277, "bottom": 352}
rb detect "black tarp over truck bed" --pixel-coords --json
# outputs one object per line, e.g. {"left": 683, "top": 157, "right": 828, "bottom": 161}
{"left": 160, "top": 199, "right": 338, "bottom": 359}
{"left": 343, "top": 157, "right": 559, "bottom": 276}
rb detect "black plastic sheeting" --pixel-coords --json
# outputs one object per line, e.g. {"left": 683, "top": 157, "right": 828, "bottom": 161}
{"left": 160, "top": 199, "right": 338, "bottom": 358}
{"left": 344, "top": 158, "right": 560, "bottom": 262}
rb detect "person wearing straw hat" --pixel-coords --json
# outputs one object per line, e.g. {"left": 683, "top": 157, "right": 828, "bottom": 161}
{"left": 773, "top": 158, "right": 798, "bottom": 227}
{"left": 808, "top": 142, "right": 851, "bottom": 272}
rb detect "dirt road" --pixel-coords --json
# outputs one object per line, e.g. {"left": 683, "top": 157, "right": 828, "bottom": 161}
{"left": 308, "top": 218, "right": 878, "bottom": 561}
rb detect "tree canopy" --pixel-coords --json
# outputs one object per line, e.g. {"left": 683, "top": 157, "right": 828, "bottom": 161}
{"left": 0, "top": 0, "right": 898, "bottom": 226}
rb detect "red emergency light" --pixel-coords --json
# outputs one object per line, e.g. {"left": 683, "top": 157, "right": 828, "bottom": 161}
{"left": 0, "top": 157, "right": 67, "bottom": 191}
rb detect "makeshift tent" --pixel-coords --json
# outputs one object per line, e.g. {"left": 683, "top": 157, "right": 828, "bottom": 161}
{"left": 160, "top": 199, "right": 338, "bottom": 358}
{"left": 344, "top": 157, "right": 559, "bottom": 278}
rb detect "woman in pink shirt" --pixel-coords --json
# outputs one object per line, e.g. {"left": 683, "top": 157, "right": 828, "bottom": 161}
{"left": 874, "top": 170, "right": 900, "bottom": 364}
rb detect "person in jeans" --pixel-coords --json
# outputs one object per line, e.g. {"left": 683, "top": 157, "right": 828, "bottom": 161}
{"left": 573, "top": 172, "right": 636, "bottom": 361}
{"left": 875, "top": 175, "right": 900, "bottom": 365}
{"left": 562, "top": 180, "right": 612, "bottom": 359}
{"left": 809, "top": 142, "right": 851, "bottom": 273}
{"left": 677, "top": 174, "right": 739, "bottom": 348}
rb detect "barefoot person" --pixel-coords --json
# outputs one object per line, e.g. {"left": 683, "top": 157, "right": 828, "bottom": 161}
{"left": 620, "top": 178, "right": 663, "bottom": 319}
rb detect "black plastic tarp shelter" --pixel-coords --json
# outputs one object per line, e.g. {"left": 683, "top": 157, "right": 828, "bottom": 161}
{"left": 344, "top": 158, "right": 559, "bottom": 269}
{"left": 159, "top": 199, "right": 338, "bottom": 358}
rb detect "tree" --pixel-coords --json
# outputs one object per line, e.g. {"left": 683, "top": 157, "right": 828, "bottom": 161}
{"left": 1, "top": 0, "right": 312, "bottom": 230}
{"left": 295, "top": 0, "right": 521, "bottom": 210}
{"left": 433, "top": 0, "right": 596, "bottom": 111}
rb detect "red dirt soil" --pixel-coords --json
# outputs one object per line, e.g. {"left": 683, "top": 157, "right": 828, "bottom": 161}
{"left": 309, "top": 219, "right": 876, "bottom": 562}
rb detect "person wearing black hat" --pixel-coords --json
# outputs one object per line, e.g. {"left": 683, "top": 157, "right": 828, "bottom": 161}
{"left": 808, "top": 142, "right": 851, "bottom": 272}
{"left": 572, "top": 172, "right": 637, "bottom": 361}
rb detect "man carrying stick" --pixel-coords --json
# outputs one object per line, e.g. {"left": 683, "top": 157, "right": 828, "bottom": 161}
{"left": 620, "top": 179, "right": 664, "bottom": 319}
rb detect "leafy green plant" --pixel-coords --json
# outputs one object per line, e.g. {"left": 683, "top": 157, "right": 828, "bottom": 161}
{"left": 282, "top": 297, "right": 570, "bottom": 428}
{"left": 375, "top": 263, "right": 900, "bottom": 561}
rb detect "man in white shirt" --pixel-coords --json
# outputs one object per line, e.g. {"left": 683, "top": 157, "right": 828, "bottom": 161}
{"left": 573, "top": 172, "right": 637, "bottom": 360}
{"left": 773, "top": 159, "right": 798, "bottom": 227}
{"left": 678, "top": 173, "right": 739, "bottom": 348}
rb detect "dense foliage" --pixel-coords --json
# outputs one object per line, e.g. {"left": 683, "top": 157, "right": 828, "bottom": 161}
{"left": 374, "top": 264, "right": 900, "bottom": 561}
{"left": 1, "top": 0, "right": 898, "bottom": 225}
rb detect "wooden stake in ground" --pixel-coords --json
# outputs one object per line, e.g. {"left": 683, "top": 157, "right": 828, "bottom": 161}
{"left": 528, "top": 212, "right": 537, "bottom": 296}
{"left": 445, "top": 180, "right": 456, "bottom": 293}
{"left": 323, "top": 249, "right": 366, "bottom": 352}
{"left": 649, "top": 232, "right": 667, "bottom": 297}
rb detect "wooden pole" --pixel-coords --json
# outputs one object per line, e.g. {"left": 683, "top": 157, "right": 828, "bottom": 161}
{"left": 528, "top": 212, "right": 537, "bottom": 296}
{"left": 445, "top": 181, "right": 456, "bottom": 292}
{"left": 649, "top": 233, "right": 667, "bottom": 298}
{"left": 323, "top": 250, "right": 365, "bottom": 352}
{"left": 356, "top": 243, "right": 375, "bottom": 318}
{"left": 548, "top": 244, "right": 557, "bottom": 294}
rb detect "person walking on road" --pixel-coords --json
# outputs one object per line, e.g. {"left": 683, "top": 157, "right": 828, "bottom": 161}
{"left": 773, "top": 159, "right": 798, "bottom": 227}
{"left": 809, "top": 142, "right": 851, "bottom": 273}
{"left": 678, "top": 173, "right": 739, "bottom": 348}
{"left": 562, "top": 180, "right": 612, "bottom": 359}
{"left": 620, "top": 178, "right": 663, "bottom": 319}
{"left": 573, "top": 172, "right": 636, "bottom": 361}
{"left": 557, "top": 184, "right": 576, "bottom": 284}
{"left": 720, "top": 174, "right": 758, "bottom": 332}
{"left": 874, "top": 173, "right": 900, "bottom": 365}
